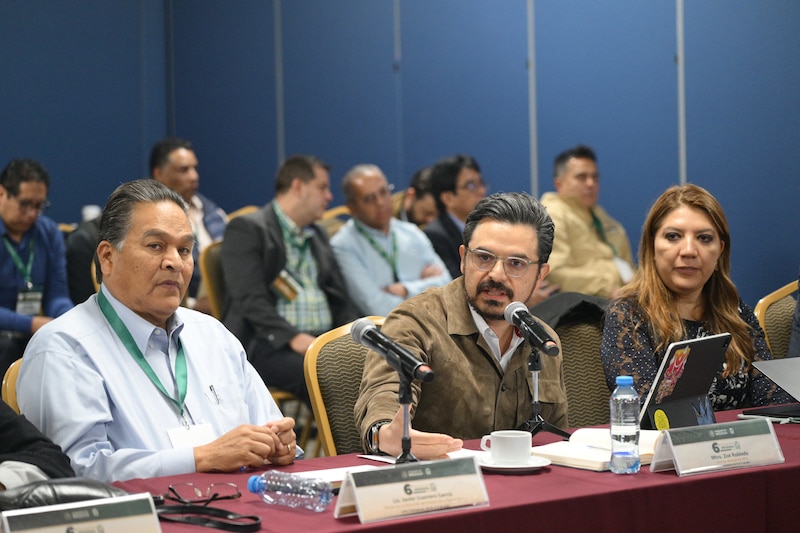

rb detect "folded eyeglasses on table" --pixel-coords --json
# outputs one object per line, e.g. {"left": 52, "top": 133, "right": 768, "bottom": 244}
{"left": 153, "top": 482, "right": 260, "bottom": 532}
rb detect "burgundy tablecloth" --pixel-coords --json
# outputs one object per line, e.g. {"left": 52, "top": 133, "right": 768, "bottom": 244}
{"left": 115, "top": 410, "right": 799, "bottom": 532}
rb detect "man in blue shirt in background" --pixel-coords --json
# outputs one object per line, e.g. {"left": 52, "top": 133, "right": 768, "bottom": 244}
{"left": 332, "top": 164, "right": 450, "bottom": 316}
{"left": 0, "top": 159, "right": 72, "bottom": 375}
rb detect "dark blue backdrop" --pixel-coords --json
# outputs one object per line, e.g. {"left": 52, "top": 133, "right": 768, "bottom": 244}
{"left": 1, "top": 0, "right": 798, "bottom": 305}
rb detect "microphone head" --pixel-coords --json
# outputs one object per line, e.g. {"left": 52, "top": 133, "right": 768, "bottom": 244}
{"left": 504, "top": 301, "right": 528, "bottom": 324}
{"left": 351, "top": 317, "right": 376, "bottom": 345}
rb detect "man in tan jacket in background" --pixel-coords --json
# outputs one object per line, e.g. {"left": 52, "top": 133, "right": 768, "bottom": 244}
{"left": 540, "top": 145, "right": 634, "bottom": 299}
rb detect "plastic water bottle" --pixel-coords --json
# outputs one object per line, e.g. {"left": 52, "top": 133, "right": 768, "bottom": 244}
{"left": 247, "top": 471, "right": 334, "bottom": 512}
{"left": 609, "top": 375, "right": 640, "bottom": 474}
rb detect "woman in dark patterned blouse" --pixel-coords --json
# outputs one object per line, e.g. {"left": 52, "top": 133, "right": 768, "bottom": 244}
{"left": 601, "top": 184, "right": 794, "bottom": 410}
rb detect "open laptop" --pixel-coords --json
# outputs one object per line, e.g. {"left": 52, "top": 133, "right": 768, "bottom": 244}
{"left": 639, "top": 332, "right": 732, "bottom": 430}
{"left": 740, "top": 358, "right": 800, "bottom": 418}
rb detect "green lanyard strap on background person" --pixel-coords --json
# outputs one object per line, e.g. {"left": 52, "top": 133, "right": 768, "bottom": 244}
{"left": 354, "top": 221, "right": 398, "bottom": 282}
{"left": 3, "top": 235, "right": 35, "bottom": 288}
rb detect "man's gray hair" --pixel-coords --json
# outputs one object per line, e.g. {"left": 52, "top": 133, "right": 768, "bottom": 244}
{"left": 94, "top": 179, "right": 187, "bottom": 283}
{"left": 341, "top": 164, "right": 384, "bottom": 203}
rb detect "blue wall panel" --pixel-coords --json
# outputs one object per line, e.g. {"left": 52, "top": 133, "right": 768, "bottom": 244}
{"left": 2, "top": 1, "right": 799, "bottom": 307}
{"left": 684, "top": 1, "right": 800, "bottom": 304}
{"left": 282, "top": 0, "right": 397, "bottom": 204}
{"left": 0, "top": 0, "right": 166, "bottom": 223}
{"left": 170, "top": 0, "right": 277, "bottom": 212}
{"left": 400, "top": 0, "right": 530, "bottom": 195}
{"left": 535, "top": 0, "right": 679, "bottom": 264}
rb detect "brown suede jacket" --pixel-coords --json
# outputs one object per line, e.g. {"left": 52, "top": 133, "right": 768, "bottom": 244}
{"left": 355, "top": 277, "right": 569, "bottom": 448}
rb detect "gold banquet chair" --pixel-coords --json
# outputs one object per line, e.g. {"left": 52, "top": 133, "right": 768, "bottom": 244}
{"left": 754, "top": 280, "right": 799, "bottom": 359}
{"left": 2, "top": 358, "right": 22, "bottom": 414}
{"left": 198, "top": 241, "right": 226, "bottom": 320}
{"left": 304, "top": 316, "right": 384, "bottom": 457}
{"left": 556, "top": 321, "right": 608, "bottom": 428}
{"left": 318, "top": 205, "right": 350, "bottom": 237}
{"left": 198, "top": 239, "right": 314, "bottom": 450}
{"left": 226, "top": 205, "right": 259, "bottom": 221}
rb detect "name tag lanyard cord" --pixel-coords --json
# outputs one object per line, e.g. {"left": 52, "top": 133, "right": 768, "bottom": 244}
{"left": 354, "top": 221, "right": 398, "bottom": 282}
{"left": 3, "top": 235, "right": 35, "bottom": 289}
{"left": 278, "top": 217, "right": 311, "bottom": 287}
{"left": 98, "top": 290, "right": 189, "bottom": 424}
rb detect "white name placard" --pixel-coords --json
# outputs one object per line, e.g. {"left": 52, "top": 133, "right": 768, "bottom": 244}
{"left": 1, "top": 493, "right": 160, "bottom": 533}
{"left": 650, "top": 418, "right": 784, "bottom": 476}
{"left": 334, "top": 456, "right": 488, "bottom": 524}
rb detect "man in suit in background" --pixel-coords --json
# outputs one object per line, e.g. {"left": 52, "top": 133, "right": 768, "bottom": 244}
{"left": 221, "top": 155, "right": 359, "bottom": 405}
{"left": 540, "top": 145, "right": 634, "bottom": 299}
{"left": 392, "top": 166, "right": 438, "bottom": 227}
{"left": 65, "top": 137, "right": 227, "bottom": 311}
{"left": 423, "top": 154, "right": 487, "bottom": 279}
{"left": 151, "top": 137, "right": 227, "bottom": 314}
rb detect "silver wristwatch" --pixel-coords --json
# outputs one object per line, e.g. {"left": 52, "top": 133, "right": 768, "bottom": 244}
{"left": 366, "top": 420, "right": 391, "bottom": 455}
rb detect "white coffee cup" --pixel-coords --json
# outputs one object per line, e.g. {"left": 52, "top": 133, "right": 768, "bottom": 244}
{"left": 480, "top": 430, "right": 532, "bottom": 465}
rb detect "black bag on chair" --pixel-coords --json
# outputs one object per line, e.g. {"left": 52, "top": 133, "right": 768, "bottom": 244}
{"left": 0, "top": 477, "right": 127, "bottom": 511}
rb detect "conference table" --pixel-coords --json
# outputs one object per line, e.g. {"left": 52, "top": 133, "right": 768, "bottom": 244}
{"left": 115, "top": 410, "right": 799, "bottom": 532}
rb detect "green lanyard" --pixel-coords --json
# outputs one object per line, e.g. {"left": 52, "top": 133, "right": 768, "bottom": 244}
{"left": 277, "top": 215, "right": 311, "bottom": 281}
{"left": 97, "top": 290, "right": 188, "bottom": 418}
{"left": 590, "top": 209, "right": 618, "bottom": 257}
{"left": 3, "top": 235, "right": 35, "bottom": 288}
{"left": 354, "top": 221, "right": 398, "bottom": 282}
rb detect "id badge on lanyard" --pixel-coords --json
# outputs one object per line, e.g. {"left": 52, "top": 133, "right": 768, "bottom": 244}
{"left": 3, "top": 235, "right": 41, "bottom": 315}
{"left": 16, "top": 285, "right": 43, "bottom": 315}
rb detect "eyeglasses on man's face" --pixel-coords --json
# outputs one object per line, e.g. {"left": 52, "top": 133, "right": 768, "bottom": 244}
{"left": 14, "top": 197, "right": 51, "bottom": 214}
{"left": 467, "top": 247, "right": 539, "bottom": 278}
{"left": 457, "top": 179, "right": 487, "bottom": 193}
{"left": 165, "top": 482, "right": 241, "bottom": 506}
{"left": 358, "top": 183, "right": 395, "bottom": 206}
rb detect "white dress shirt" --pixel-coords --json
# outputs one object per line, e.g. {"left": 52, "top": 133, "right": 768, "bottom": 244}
{"left": 17, "top": 286, "right": 285, "bottom": 483}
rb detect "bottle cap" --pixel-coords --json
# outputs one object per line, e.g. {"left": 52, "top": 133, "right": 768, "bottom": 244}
{"left": 615, "top": 375, "right": 634, "bottom": 386}
{"left": 247, "top": 475, "right": 263, "bottom": 494}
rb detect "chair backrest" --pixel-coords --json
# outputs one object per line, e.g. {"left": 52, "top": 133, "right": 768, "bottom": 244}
{"left": 754, "top": 280, "right": 799, "bottom": 359}
{"left": 556, "top": 321, "right": 608, "bottom": 428}
{"left": 58, "top": 222, "right": 77, "bottom": 238}
{"left": 2, "top": 358, "right": 22, "bottom": 414}
{"left": 318, "top": 205, "right": 350, "bottom": 237}
{"left": 199, "top": 241, "right": 225, "bottom": 320}
{"left": 226, "top": 205, "right": 259, "bottom": 221}
{"left": 304, "top": 316, "right": 384, "bottom": 456}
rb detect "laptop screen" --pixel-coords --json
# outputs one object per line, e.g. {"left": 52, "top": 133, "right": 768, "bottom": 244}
{"left": 638, "top": 332, "right": 731, "bottom": 428}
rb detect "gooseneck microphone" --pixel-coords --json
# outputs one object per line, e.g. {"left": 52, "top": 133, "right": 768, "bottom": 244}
{"left": 504, "top": 302, "right": 560, "bottom": 356}
{"left": 351, "top": 318, "right": 435, "bottom": 383}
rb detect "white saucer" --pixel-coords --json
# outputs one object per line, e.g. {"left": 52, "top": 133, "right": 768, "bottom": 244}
{"left": 478, "top": 455, "right": 551, "bottom": 473}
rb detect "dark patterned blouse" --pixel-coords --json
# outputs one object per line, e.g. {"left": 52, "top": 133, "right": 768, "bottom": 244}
{"left": 600, "top": 297, "right": 795, "bottom": 410}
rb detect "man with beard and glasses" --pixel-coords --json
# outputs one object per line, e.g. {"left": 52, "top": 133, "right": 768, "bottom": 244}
{"left": 355, "top": 192, "right": 568, "bottom": 459}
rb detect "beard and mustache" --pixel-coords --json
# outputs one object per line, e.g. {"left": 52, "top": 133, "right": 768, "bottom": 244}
{"left": 467, "top": 279, "right": 513, "bottom": 321}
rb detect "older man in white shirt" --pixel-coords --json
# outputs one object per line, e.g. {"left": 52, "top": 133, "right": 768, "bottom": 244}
{"left": 18, "top": 179, "right": 298, "bottom": 483}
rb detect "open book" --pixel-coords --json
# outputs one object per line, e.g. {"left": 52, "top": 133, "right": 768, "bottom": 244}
{"left": 530, "top": 428, "right": 662, "bottom": 471}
